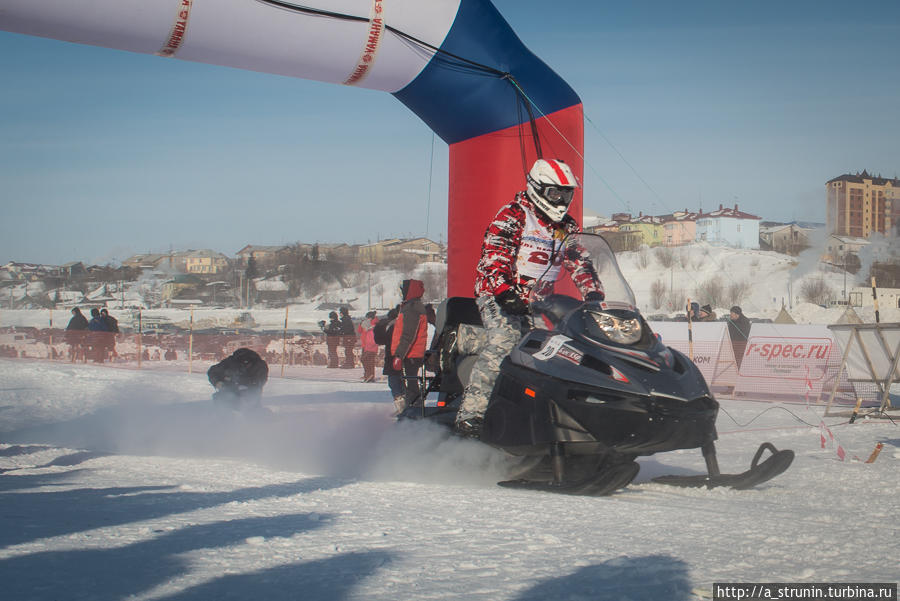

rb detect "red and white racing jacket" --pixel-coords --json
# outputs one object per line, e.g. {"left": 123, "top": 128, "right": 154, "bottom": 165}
{"left": 474, "top": 192, "right": 603, "bottom": 303}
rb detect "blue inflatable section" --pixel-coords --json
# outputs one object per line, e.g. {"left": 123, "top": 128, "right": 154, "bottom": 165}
{"left": 393, "top": 0, "right": 581, "bottom": 145}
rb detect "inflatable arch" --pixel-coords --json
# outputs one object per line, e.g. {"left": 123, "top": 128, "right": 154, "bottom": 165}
{"left": 0, "top": 0, "right": 583, "bottom": 296}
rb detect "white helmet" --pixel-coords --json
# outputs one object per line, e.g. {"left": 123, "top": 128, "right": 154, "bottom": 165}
{"left": 525, "top": 158, "right": 578, "bottom": 222}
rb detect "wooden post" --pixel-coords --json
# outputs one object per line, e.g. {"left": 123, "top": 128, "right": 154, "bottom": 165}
{"left": 865, "top": 442, "right": 884, "bottom": 463}
{"left": 686, "top": 297, "right": 694, "bottom": 361}
{"left": 281, "top": 305, "right": 289, "bottom": 377}
{"left": 871, "top": 277, "right": 880, "bottom": 324}
{"left": 188, "top": 305, "right": 194, "bottom": 374}
{"left": 849, "top": 397, "right": 864, "bottom": 424}
{"left": 137, "top": 310, "right": 143, "bottom": 369}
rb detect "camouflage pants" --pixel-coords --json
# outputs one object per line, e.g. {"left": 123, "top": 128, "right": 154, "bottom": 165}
{"left": 456, "top": 295, "right": 528, "bottom": 421}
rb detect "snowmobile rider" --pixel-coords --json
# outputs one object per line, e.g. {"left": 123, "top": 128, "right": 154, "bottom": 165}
{"left": 207, "top": 347, "right": 269, "bottom": 411}
{"left": 455, "top": 158, "right": 605, "bottom": 437}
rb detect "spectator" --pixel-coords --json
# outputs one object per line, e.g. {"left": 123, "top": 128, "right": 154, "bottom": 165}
{"left": 391, "top": 279, "right": 429, "bottom": 414}
{"left": 687, "top": 302, "right": 717, "bottom": 322}
{"left": 373, "top": 305, "right": 404, "bottom": 412}
{"left": 65, "top": 307, "right": 88, "bottom": 363}
{"left": 100, "top": 309, "right": 119, "bottom": 332}
{"left": 697, "top": 304, "right": 717, "bottom": 322}
{"left": 100, "top": 309, "right": 119, "bottom": 361}
{"left": 322, "top": 311, "right": 342, "bottom": 368}
{"left": 727, "top": 305, "right": 752, "bottom": 369}
{"left": 339, "top": 306, "right": 356, "bottom": 368}
{"left": 359, "top": 310, "right": 379, "bottom": 382}
{"left": 87, "top": 308, "right": 109, "bottom": 363}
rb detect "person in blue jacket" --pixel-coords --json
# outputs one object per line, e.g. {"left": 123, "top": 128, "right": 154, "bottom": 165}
{"left": 87, "top": 308, "right": 109, "bottom": 363}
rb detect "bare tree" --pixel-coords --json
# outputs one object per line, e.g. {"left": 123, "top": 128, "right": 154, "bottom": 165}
{"left": 650, "top": 279, "right": 667, "bottom": 310}
{"left": 636, "top": 247, "right": 650, "bottom": 270}
{"left": 800, "top": 278, "right": 834, "bottom": 306}
{"left": 726, "top": 279, "right": 752, "bottom": 307}
{"left": 694, "top": 276, "right": 725, "bottom": 309}
{"left": 655, "top": 246, "right": 676, "bottom": 269}
{"left": 418, "top": 267, "right": 447, "bottom": 302}
{"left": 664, "top": 289, "right": 684, "bottom": 312}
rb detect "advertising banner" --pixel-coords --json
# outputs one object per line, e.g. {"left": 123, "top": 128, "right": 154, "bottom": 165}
{"left": 733, "top": 324, "right": 836, "bottom": 399}
{"left": 649, "top": 321, "right": 736, "bottom": 390}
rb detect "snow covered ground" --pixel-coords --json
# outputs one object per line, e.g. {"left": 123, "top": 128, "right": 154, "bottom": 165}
{"left": 1, "top": 359, "right": 897, "bottom": 601}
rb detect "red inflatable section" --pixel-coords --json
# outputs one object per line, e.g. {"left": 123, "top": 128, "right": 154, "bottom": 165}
{"left": 446, "top": 103, "right": 584, "bottom": 298}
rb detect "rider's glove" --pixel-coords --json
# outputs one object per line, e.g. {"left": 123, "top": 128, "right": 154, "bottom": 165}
{"left": 495, "top": 289, "right": 528, "bottom": 316}
{"left": 392, "top": 356, "right": 403, "bottom": 371}
{"left": 584, "top": 291, "right": 605, "bottom": 303}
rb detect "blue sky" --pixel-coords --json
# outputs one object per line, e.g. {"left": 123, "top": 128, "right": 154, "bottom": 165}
{"left": 1, "top": 0, "right": 898, "bottom": 265}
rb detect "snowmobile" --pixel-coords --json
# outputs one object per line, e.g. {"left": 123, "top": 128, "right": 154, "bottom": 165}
{"left": 400, "top": 233, "right": 793, "bottom": 496}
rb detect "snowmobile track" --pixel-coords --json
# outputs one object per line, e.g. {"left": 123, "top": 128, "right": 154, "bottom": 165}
{"left": 497, "top": 461, "right": 640, "bottom": 496}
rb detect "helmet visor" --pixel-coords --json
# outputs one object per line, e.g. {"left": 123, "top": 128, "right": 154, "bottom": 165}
{"left": 541, "top": 184, "right": 575, "bottom": 207}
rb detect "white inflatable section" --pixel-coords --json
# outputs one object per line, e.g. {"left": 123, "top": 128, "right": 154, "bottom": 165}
{"left": 0, "top": 0, "right": 462, "bottom": 92}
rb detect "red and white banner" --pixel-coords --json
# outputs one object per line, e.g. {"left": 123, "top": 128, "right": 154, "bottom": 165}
{"left": 650, "top": 321, "right": 737, "bottom": 390}
{"left": 648, "top": 322, "right": 858, "bottom": 403}
{"left": 157, "top": 0, "right": 193, "bottom": 57}
{"left": 733, "top": 324, "right": 835, "bottom": 398}
{"left": 343, "top": 0, "right": 385, "bottom": 85}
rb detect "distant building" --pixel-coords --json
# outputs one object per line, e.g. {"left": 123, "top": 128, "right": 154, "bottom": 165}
{"left": 759, "top": 223, "right": 813, "bottom": 255}
{"left": 161, "top": 274, "right": 204, "bottom": 301}
{"left": 582, "top": 208, "right": 610, "bottom": 231}
{"left": 695, "top": 204, "right": 761, "bottom": 249}
{"left": 358, "top": 237, "right": 444, "bottom": 264}
{"left": 60, "top": 261, "right": 86, "bottom": 278}
{"left": 824, "top": 234, "right": 868, "bottom": 264}
{"left": 235, "top": 245, "right": 290, "bottom": 266}
{"left": 826, "top": 171, "right": 900, "bottom": 238}
{"left": 660, "top": 210, "right": 699, "bottom": 247}
{"left": 0, "top": 261, "right": 62, "bottom": 281}
{"left": 619, "top": 214, "right": 663, "bottom": 247}
{"left": 583, "top": 212, "right": 629, "bottom": 235}
{"left": 254, "top": 278, "right": 290, "bottom": 305}
{"left": 184, "top": 250, "right": 229, "bottom": 274}
{"left": 122, "top": 253, "right": 173, "bottom": 270}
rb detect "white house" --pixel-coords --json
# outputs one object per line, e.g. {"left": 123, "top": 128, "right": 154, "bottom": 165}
{"left": 824, "top": 234, "right": 869, "bottom": 263}
{"left": 695, "top": 204, "right": 761, "bottom": 249}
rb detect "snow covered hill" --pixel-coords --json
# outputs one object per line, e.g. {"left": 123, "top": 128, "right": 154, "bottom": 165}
{"left": 2, "top": 243, "right": 895, "bottom": 331}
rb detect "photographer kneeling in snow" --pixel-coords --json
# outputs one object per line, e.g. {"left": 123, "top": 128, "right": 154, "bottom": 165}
{"left": 207, "top": 348, "right": 269, "bottom": 411}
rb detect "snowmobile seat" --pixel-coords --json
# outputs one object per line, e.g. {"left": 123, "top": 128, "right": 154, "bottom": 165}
{"left": 433, "top": 297, "right": 482, "bottom": 335}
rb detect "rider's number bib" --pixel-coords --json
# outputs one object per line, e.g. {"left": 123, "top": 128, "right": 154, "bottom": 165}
{"left": 516, "top": 210, "right": 563, "bottom": 281}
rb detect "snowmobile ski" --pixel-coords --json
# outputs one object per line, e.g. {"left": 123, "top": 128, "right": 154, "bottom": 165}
{"left": 498, "top": 461, "right": 640, "bottom": 496}
{"left": 652, "top": 442, "right": 794, "bottom": 490}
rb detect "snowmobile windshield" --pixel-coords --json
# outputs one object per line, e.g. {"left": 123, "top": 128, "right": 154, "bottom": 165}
{"left": 528, "top": 233, "right": 637, "bottom": 310}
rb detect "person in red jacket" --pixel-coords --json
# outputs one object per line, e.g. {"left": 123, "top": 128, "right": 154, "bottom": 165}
{"left": 391, "top": 279, "right": 428, "bottom": 414}
{"left": 358, "top": 310, "right": 379, "bottom": 382}
{"left": 455, "top": 158, "right": 604, "bottom": 437}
